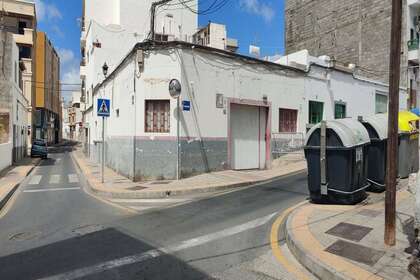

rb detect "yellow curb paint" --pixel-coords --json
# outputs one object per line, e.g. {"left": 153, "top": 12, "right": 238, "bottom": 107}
{"left": 70, "top": 152, "right": 138, "bottom": 215}
{"left": 291, "top": 204, "right": 383, "bottom": 280}
{"left": 270, "top": 202, "right": 312, "bottom": 280}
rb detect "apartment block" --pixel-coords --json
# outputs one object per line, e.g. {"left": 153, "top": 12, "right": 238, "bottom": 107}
{"left": 1, "top": 0, "right": 37, "bottom": 149}
{"left": 0, "top": 31, "right": 29, "bottom": 171}
{"left": 285, "top": 0, "right": 409, "bottom": 92}
{"left": 34, "top": 31, "right": 61, "bottom": 144}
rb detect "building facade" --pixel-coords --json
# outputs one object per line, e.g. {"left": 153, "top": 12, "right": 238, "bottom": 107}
{"left": 67, "top": 92, "right": 82, "bottom": 141}
{"left": 84, "top": 41, "right": 407, "bottom": 181}
{"left": 1, "top": 0, "right": 37, "bottom": 150}
{"left": 34, "top": 31, "right": 61, "bottom": 144}
{"left": 0, "top": 32, "right": 29, "bottom": 171}
{"left": 80, "top": 0, "right": 198, "bottom": 160}
{"left": 285, "top": 0, "right": 416, "bottom": 106}
{"left": 192, "top": 22, "right": 238, "bottom": 52}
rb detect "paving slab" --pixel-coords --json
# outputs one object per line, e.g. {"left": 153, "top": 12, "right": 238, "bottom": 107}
{"left": 286, "top": 181, "right": 418, "bottom": 280}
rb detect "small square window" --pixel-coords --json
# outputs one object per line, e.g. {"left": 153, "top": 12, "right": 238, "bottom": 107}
{"left": 145, "top": 100, "right": 170, "bottom": 133}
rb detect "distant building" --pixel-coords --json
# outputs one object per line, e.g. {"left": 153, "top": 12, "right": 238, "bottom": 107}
{"left": 68, "top": 92, "right": 82, "bottom": 141}
{"left": 1, "top": 0, "right": 37, "bottom": 149}
{"left": 34, "top": 31, "right": 61, "bottom": 144}
{"left": 192, "top": 22, "right": 238, "bottom": 52}
{"left": 0, "top": 31, "right": 29, "bottom": 171}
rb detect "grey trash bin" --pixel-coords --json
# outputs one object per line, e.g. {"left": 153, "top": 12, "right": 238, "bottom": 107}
{"left": 304, "top": 119, "right": 370, "bottom": 205}
{"left": 398, "top": 132, "right": 419, "bottom": 178}
{"left": 359, "top": 114, "right": 388, "bottom": 192}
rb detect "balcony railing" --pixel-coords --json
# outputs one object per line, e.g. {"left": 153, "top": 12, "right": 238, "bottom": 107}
{"left": 408, "top": 39, "right": 419, "bottom": 51}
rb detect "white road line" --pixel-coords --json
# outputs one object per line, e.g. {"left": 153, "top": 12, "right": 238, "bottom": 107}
{"left": 49, "top": 175, "right": 60, "bottom": 184}
{"left": 23, "top": 187, "right": 80, "bottom": 193}
{"left": 125, "top": 206, "right": 156, "bottom": 211}
{"left": 28, "top": 175, "right": 42, "bottom": 185}
{"left": 38, "top": 212, "right": 277, "bottom": 280}
{"left": 109, "top": 198, "right": 190, "bottom": 204}
{"left": 68, "top": 174, "right": 79, "bottom": 183}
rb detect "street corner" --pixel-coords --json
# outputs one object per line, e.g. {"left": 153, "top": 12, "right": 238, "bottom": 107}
{"left": 269, "top": 201, "right": 315, "bottom": 280}
{"left": 283, "top": 191, "right": 418, "bottom": 280}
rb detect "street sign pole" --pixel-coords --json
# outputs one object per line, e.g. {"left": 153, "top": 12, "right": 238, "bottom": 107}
{"left": 177, "top": 96, "right": 180, "bottom": 180}
{"left": 102, "top": 116, "right": 105, "bottom": 184}
{"left": 169, "top": 79, "right": 182, "bottom": 180}
{"left": 97, "top": 98, "right": 110, "bottom": 184}
{"left": 385, "top": 0, "right": 402, "bottom": 247}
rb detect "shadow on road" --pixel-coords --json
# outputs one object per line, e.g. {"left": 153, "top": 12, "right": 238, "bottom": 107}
{"left": 0, "top": 228, "right": 211, "bottom": 280}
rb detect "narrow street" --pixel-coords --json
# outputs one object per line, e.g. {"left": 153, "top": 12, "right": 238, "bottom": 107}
{"left": 0, "top": 143, "right": 309, "bottom": 280}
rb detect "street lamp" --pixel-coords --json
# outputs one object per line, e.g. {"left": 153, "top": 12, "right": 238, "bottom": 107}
{"left": 102, "top": 62, "right": 108, "bottom": 77}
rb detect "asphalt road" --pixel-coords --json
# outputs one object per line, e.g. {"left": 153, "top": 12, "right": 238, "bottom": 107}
{"left": 0, "top": 144, "right": 309, "bottom": 280}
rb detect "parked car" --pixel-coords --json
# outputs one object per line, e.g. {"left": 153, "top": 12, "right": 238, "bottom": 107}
{"left": 31, "top": 139, "right": 48, "bottom": 159}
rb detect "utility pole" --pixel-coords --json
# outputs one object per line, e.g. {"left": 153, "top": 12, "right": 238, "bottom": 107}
{"left": 150, "top": 0, "right": 172, "bottom": 40}
{"left": 385, "top": 0, "right": 402, "bottom": 247}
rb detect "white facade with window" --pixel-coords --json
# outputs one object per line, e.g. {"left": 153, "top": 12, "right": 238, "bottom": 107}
{"left": 83, "top": 42, "right": 408, "bottom": 181}
{"left": 0, "top": 32, "right": 29, "bottom": 172}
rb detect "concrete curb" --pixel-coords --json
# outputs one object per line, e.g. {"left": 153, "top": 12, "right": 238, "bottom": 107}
{"left": 0, "top": 159, "right": 40, "bottom": 212}
{"left": 285, "top": 207, "right": 350, "bottom": 280}
{"left": 71, "top": 151, "right": 307, "bottom": 199}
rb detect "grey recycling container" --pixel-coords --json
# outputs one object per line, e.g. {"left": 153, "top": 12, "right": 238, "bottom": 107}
{"left": 398, "top": 131, "right": 419, "bottom": 178}
{"left": 304, "top": 119, "right": 370, "bottom": 205}
{"left": 359, "top": 114, "right": 388, "bottom": 192}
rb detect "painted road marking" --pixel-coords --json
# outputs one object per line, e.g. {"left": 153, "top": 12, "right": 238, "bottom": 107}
{"left": 68, "top": 174, "right": 79, "bottom": 183}
{"left": 125, "top": 206, "right": 156, "bottom": 211}
{"left": 23, "top": 187, "right": 80, "bottom": 193}
{"left": 49, "top": 175, "right": 60, "bottom": 184}
{"left": 39, "top": 212, "right": 277, "bottom": 280}
{"left": 109, "top": 198, "right": 190, "bottom": 204}
{"left": 28, "top": 175, "right": 42, "bottom": 185}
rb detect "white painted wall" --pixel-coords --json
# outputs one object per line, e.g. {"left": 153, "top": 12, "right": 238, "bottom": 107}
{"left": 86, "top": 46, "right": 408, "bottom": 146}
{"left": 0, "top": 143, "right": 12, "bottom": 171}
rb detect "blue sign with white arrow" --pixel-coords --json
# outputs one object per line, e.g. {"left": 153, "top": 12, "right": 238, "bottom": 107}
{"left": 182, "top": 100, "right": 191, "bottom": 111}
{"left": 97, "top": 99, "right": 110, "bottom": 117}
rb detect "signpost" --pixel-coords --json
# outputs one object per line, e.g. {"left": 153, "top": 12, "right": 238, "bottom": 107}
{"left": 169, "top": 79, "right": 182, "bottom": 180}
{"left": 97, "top": 98, "right": 110, "bottom": 184}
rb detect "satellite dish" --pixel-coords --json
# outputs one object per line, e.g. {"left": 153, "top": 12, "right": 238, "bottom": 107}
{"left": 169, "top": 79, "right": 181, "bottom": 98}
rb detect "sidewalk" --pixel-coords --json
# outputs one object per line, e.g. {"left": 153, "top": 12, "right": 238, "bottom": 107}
{"left": 71, "top": 149, "right": 307, "bottom": 199}
{"left": 0, "top": 157, "right": 40, "bottom": 211}
{"left": 286, "top": 179, "right": 417, "bottom": 280}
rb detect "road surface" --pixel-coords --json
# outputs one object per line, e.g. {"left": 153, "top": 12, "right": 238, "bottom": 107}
{"left": 0, "top": 143, "right": 309, "bottom": 280}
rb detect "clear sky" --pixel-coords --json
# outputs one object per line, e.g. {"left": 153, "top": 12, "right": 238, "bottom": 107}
{"left": 34, "top": 0, "right": 285, "bottom": 101}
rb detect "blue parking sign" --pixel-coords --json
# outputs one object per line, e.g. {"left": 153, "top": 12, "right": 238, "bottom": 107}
{"left": 97, "top": 99, "right": 110, "bottom": 117}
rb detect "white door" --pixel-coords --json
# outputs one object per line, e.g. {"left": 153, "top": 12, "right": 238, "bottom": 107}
{"left": 231, "top": 104, "right": 266, "bottom": 170}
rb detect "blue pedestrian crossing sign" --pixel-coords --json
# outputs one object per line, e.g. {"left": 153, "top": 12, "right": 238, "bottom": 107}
{"left": 97, "top": 99, "right": 110, "bottom": 117}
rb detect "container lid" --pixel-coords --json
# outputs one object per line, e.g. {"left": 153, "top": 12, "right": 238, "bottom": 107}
{"left": 305, "top": 119, "right": 370, "bottom": 148}
{"left": 411, "top": 108, "right": 420, "bottom": 117}
{"left": 362, "top": 114, "right": 388, "bottom": 140}
{"left": 399, "top": 111, "right": 419, "bottom": 132}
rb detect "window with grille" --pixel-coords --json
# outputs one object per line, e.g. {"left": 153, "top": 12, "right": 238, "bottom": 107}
{"left": 279, "top": 108, "right": 298, "bottom": 132}
{"left": 309, "top": 101, "right": 324, "bottom": 124}
{"left": 145, "top": 100, "right": 170, "bottom": 133}
{"left": 334, "top": 102, "right": 346, "bottom": 119}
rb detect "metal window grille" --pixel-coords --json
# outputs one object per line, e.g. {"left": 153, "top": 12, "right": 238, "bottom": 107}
{"left": 279, "top": 108, "right": 298, "bottom": 132}
{"left": 145, "top": 100, "right": 170, "bottom": 133}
